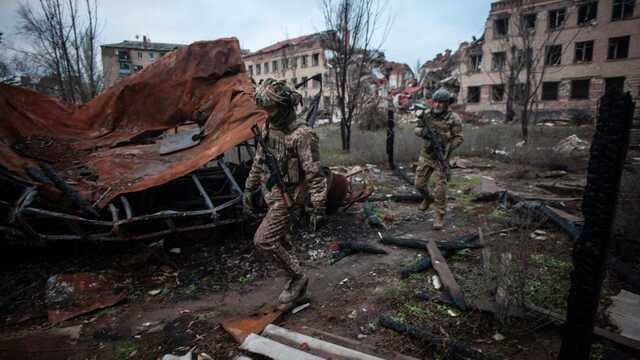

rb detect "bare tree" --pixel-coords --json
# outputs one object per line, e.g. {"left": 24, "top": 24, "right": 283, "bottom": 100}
{"left": 481, "top": 1, "right": 581, "bottom": 142}
{"left": 320, "top": 0, "right": 392, "bottom": 151}
{"left": 15, "top": 0, "right": 101, "bottom": 103}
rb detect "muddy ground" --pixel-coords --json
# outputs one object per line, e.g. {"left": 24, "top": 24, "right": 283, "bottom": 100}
{"left": 0, "top": 157, "right": 635, "bottom": 359}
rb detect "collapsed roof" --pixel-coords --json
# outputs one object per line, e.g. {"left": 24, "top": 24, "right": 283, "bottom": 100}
{"left": 0, "top": 38, "right": 266, "bottom": 209}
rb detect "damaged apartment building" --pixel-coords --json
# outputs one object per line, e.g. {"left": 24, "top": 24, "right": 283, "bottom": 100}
{"left": 242, "top": 31, "right": 335, "bottom": 116}
{"left": 459, "top": 0, "right": 640, "bottom": 123}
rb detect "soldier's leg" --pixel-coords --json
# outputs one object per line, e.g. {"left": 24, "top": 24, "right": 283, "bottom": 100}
{"left": 431, "top": 168, "right": 448, "bottom": 230}
{"left": 254, "top": 193, "right": 307, "bottom": 304}
{"left": 415, "top": 155, "right": 436, "bottom": 211}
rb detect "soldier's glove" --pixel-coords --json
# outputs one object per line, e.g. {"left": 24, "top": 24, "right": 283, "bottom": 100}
{"left": 310, "top": 207, "right": 326, "bottom": 232}
{"left": 242, "top": 190, "right": 254, "bottom": 213}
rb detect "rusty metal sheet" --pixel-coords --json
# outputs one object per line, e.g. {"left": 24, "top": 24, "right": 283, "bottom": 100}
{"left": 221, "top": 304, "right": 284, "bottom": 344}
{"left": 45, "top": 272, "right": 127, "bottom": 323}
{"left": 0, "top": 38, "right": 267, "bottom": 209}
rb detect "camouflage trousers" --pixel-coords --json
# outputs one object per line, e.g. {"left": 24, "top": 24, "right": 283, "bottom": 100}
{"left": 254, "top": 187, "right": 303, "bottom": 279}
{"left": 414, "top": 149, "right": 447, "bottom": 216}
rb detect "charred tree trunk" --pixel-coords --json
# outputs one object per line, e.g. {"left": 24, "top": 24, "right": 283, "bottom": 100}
{"left": 559, "top": 93, "right": 635, "bottom": 359}
{"left": 386, "top": 109, "right": 395, "bottom": 169}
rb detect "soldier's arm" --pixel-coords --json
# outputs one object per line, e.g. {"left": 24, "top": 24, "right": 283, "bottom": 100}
{"left": 297, "top": 129, "right": 326, "bottom": 209}
{"left": 244, "top": 143, "right": 264, "bottom": 191}
{"left": 448, "top": 112, "right": 464, "bottom": 153}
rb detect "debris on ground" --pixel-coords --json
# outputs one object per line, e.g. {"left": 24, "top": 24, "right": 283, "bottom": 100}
{"left": 552, "top": 135, "right": 589, "bottom": 155}
{"left": 45, "top": 272, "right": 127, "bottom": 323}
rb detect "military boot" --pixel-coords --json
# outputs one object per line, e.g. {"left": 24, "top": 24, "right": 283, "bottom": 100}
{"left": 419, "top": 197, "right": 433, "bottom": 211}
{"left": 432, "top": 212, "right": 445, "bottom": 230}
{"left": 278, "top": 274, "right": 309, "bottom": 305}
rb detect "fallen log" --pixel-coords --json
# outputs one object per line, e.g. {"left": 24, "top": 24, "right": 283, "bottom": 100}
{"left": 362, "top": 202, "right": 385, "bottom": 229}
{"left": 332, "top": 241, "right": 388, "bottom": 264}
{"left": 381, "top": 233, "right": 481, "bottom": 251}
{"left": 426, "top": 240, "right": 466, "bottom": 310}
{"left": 379, "top": 316, "right": 495, "bottom": 360}
{"left": 512, "top": 200, "right": 582, "bottom": 240}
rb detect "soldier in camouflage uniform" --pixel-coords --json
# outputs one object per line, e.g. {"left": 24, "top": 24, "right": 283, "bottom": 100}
{"left": 414, "top": 88, "right": 463, "bottom": 230}
{"left": 243, "top": 79, "right": 327, "bottom": 307}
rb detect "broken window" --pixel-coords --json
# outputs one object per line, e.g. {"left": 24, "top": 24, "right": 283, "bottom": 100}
{"left": 301, "top": 55, "right": 308, "bottom": 68}
{"left": 575, "top": 41, "right": 594, "bottom": 63}
{"left": 248, "top": 65, "right": 253, "bottom": 77}
{"left": 492, "top": 52, "right": 506, "bottom": 71}
{"left": 548, "top": 8, "right": 566, "bottom": 30}
{"left": 612, "top": 0, "right": 635, "bottom": 21}
{"left": 470, "top": 54, "right": 482, "bottom": 72}
{"left": 571, "top": 79, "right": 590, "bottom": 99}
{"left": 578, "top": 1, "right": 598, "bottom": 25}
{"left": 256, "top": 63, "right": 261, "bottom": 75}
{"left": 545, "top": 45, "right": 562, "bottom": 66}
{"left": 282, "top": 58, "right": 289, "bottom": 70}
{"left": 312, "top": 53, "right": 320, "bottom": 66}
{"left": 492, "top": 84, "right": 505, "bottom": 101}
{"left": 118, "top": 62, "right": 130, "bottom": 74}
{"left": 494, "top": 17, "right": 509, "bottom": 38}
{"left": 521, "top": 13, "right": 537, "bottom": 31}
{"left": 515, "top": 47, "right": 533, "bottom": 68}
{"left": 541, "top": 81, "right": 560, "bottom": 100}
{"left": 467, "top": 86, "right": 481, "bottom": 103}
{"left": 264, "top": 62, "right": 269, "bottom": 73}
{"left": 608, "top": 36, "right": 630, "bottom": 59}
{"left": 605, "top": 77, "right": 626, "bottom": 96}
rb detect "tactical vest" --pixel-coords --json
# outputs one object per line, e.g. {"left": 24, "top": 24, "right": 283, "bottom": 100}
{"left": 265, "top": 125, "right": 302, "bottom": 186}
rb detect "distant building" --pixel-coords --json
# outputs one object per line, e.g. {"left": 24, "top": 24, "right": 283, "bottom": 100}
{"left": 459, "top": 0, "right": 640, "bottom": 122}
{"left": 101, "top": 36, "right": 185, "bottom": 88}
{"left": 242, "top": 31, "right": 336, "bottom": 114}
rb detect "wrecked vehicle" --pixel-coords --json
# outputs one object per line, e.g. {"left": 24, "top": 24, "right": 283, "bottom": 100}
{"left": 0, "top": 38, "right": 265, "bottom": 244}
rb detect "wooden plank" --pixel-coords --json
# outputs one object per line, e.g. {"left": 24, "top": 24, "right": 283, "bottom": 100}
{"left": 239, "top": 333, "right": 323, "bottom": 360}
{"left": 426, "top": 240, "right": 467, "bottom": 310}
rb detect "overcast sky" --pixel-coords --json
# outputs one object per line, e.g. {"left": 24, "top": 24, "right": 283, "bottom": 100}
{"left": 0, "top": 0, "right": 492, "bottom": 68}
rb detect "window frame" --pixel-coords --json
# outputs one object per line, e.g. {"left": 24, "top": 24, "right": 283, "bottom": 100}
{"left": 570, "top": 79, "right": 591, "bottom": 100}
{"left": 494, "top": 17, "right": 509, "bottom": 38}
{"left": 577, "top": 1, "right": 598, "bottom": 25}
{"left": 467, "top": 86, "right": 481, "bottom": 103}
{"left": 574, "top": 40, "right": 594, "bottom": 63}
{"left": 548, "top": 8, "right": 567, "bottom": 30}
{"left": 545, "top": 45, "right": 562, "bottom": 66}
{"left": 608, "top": 36, "right": 630, "bottom": 60}
{"left": 541, "top": 81, "right": 560, "bottom": 101}
{"left": 470, "top": 54, "right": 482, "bottom": 72}
{"left": 492, "top": 52, "right": 506, "bottom": 71}
{"left": 612, "top": 0, "right": 635, "bottom": 21}
{"left": 491, "top": 84, "right": 505, "bottom": 102}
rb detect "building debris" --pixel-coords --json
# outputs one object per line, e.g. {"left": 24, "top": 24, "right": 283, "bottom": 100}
{"left": 552, "top": 135, "right": 589, "bottom": 156}
{"left": 512, "top": 201, "right": 582, "bottom": 239}
{"left": 45, "top": 272, "right": 127, "bottom": 323}
{"left": 0, "top": 39, "right": 263, "bottom": 245}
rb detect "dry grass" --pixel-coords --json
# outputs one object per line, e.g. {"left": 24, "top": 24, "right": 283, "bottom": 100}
{"left": 318, "top": 123, "right": 594, "bottom": 171}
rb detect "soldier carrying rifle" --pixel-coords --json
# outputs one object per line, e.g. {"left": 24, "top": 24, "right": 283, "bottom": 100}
{"left": 414, "top": 88, "right": 463, "bottom": 230}
{"left": 243, "top": 79, "right": 327, "bottom": 308}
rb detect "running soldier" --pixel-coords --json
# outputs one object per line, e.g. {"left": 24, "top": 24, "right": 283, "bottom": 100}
{"left": 243, "top": 79, "right": 327, "bottom": 307}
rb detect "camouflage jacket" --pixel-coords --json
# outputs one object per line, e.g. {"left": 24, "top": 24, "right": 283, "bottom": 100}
{"left": 245, "top": 121, "right": 326, "bottom": 209}
{"left": 414, "top": 110, "right": 463, "bottom": 158}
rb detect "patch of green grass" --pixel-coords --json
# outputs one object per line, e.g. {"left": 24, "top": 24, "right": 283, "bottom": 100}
{"left": 530, "top": 254, "right": 571, "bottom": 269}
{"left": 114, "top": 341, "right": 137, "bottom": 360}
{"left": 590, "top": 342, "right": 604, "bottom": 360}
{"left": 402, "top": 303, "right": 429, "bottom": 319}
{"left": 450, "top": 175, "right": 482, "bottom": 190}
{"left": 239, "top": 274, "right": 254, "bottom": 284}
{"left": 408, "top": 272, "right": 428, "bottom": 281}
{"left": 176, "top": 284, "right": 198, "bottom": 297}
{"left": 489, "top": 206, "right": 510, "bottom": 221}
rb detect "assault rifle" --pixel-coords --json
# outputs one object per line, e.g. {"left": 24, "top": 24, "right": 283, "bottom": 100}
{"left": 251, "top": 124, "right": 292, "bottom": 207}
{"left": 295, "top": 73, "right": 323, "bottom": 128}
{"left": 422, "top": 125, "right": 451, "bottom": 181}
